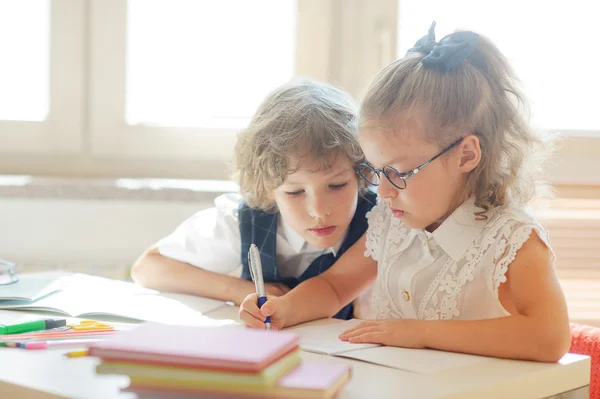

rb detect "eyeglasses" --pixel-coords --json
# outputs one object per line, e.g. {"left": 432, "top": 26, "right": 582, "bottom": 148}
{"left": 357, "top": 138, "right": 463, "bottom": 190}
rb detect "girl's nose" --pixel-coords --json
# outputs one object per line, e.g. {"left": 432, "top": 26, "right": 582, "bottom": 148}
{"left": 377, "top": 176, "right": 399, "bottom": 200}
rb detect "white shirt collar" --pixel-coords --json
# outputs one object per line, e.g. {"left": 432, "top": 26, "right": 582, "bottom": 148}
{"left": 279, "top": 216, "right": 346, "bottom": 257}
{"left": 431, "top": 197, "right": 488, "bottom": 262}
{"left": 328, "top": 231, "right": 347, "bottom": 258}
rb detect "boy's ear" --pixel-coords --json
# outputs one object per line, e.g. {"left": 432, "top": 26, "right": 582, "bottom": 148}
{"left": 458, "top": 135, "right": 481, "bottom": 172}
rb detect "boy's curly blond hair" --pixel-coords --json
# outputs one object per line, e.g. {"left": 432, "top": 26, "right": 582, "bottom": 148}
{"left": 360, "top": 33, "right": 552, "bottom": 214}
{"left": 233, "top": 78, "right": 367, "bottom": 211}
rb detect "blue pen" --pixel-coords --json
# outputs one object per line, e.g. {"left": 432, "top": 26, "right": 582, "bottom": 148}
{"left": 248, "top": 244, "right": 271, "bottom": 330}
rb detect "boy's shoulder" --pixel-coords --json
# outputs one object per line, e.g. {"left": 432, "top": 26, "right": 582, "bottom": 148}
{"left": 238, "top": 199, "right": 277, "bottom": 216}
{"left": 360, "top": 190, "right": 378, "bottom": 206}
{"left": 180, "top": 193, "right": 242, "bottom": 224}
{"left": 215, "top": 192, "right": 243, "bottom": 208}
{"left": 355, "top": 191, "right": 379, "bottom": 221}
{"left": 237, "top": 198, "right": 279, "bottom": 230}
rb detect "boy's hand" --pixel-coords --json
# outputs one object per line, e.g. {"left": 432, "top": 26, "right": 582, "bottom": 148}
{"left": 238, "top": 294, "right": 288, "bottom": 331}
{"left": 338, "top": 319, "right": 427, "bottom": 348}
{"left": 265, "top": 282, "right": 290, "bottom": 297}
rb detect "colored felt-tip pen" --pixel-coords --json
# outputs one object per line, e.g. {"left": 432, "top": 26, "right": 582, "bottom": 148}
{"left": 0, "top": 319, "right": 67, "bottom": 335}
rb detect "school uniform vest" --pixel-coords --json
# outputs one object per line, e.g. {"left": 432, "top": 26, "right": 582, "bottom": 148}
{"left": 239, "top": 191, "right": 377, "bottom": 320}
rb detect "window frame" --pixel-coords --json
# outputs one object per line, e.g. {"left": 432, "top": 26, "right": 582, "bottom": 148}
{"left": 87, "top": 0, "right": 319, "bottom": 161}
{"left": 1, "top": 0, "right": 599, "bottom": 185}
{"left": 394, "top": 2, "right": 600, "bottom": 185}
{"left": 0, "top": 0, "right": 85, "bottom": 153}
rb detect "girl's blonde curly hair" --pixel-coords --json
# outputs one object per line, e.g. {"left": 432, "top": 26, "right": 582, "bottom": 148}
{"left": 360, "top": 32, "right": 552, "bottom": 215}
{"left": 233, "top": 78, "right": 368, "bottom": 211}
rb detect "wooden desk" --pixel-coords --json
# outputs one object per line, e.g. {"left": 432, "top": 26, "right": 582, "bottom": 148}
{"left": 0, "top": 306, "right": 591, "bottom": 399}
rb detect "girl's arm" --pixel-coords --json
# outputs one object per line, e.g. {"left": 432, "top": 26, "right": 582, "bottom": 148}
{"left": 131, "top": 248, "right": 288, "bottom": 305}
{"left": 423, "top": 231, "right": 570, "bottom": 361}
{"left": 240, "top": 233, "right": 378, "bottom": 328}
{"left": 341, "top": 232, "right": 571, "bottom": 362}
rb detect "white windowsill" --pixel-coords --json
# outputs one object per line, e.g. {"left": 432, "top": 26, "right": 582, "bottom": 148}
{"left": 0, "top": 175, "right": 239, "bottom": 202}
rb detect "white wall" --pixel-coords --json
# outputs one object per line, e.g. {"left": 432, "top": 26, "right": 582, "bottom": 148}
{"left": 0, "top": 198, "right": 213, "bottom": 278}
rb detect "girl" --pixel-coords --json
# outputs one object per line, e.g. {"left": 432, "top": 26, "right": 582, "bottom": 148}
{"left": 131, "top": 78, "right": 376, "bottom": 319}
{"left": 239, "top": 24, "right": 571, "bottom": 362}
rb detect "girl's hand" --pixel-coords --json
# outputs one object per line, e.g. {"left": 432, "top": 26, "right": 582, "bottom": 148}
{"left": 238, "top": 294, "right": 288, "bottom": 331}
{"left": 338, "top": 319, "right": 427, "bottom": 348}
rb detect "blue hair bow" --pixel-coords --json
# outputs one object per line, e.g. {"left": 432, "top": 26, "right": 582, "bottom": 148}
{"left": 406, "top": 21, "right": 480, "bottom": 72}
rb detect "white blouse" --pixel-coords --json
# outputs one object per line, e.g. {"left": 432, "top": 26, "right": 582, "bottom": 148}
{"left": 156, "top": 193, "right": 345, "bottom": 279}
{"left": 364, "top": 198, "right": 553, "bottom": 321}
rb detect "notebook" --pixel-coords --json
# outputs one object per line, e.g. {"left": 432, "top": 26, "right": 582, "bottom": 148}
{"left": 96, "top": 349, "right": 301, "bottom": 389}
{"left": 89, "top": 322, "right": 300, "bottom": 372}
{"left": 288, "top": 318, "right": 490, "bottom": 374}
{"left": 287, "top": 318, "right": 380, "bottom": 355}
{"left": 337, "top": 346, "right": 490, "bottom": 374}
{"left": 123, "top": 361, "right": 351, "bottom": 399}
{"left": 0, "top": 273, "right": 226, "bottom": 324}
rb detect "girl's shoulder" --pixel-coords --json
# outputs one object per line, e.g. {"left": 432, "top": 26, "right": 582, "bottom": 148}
{"left": 478, "top": 201, "right": 554, "bottom": 293}
{"left": 365, "top": 199, "right": 404, "bottom": 233}
{"left": 480, "top": 201, "right": 553, "bottom": 261}
{"left": 484, "top": 201, "right": 546, "bottom": 237}
{"left": 366, "top": 198, "right": 390, "bottom": 223}
{"left": 364, "top": 200, "right": 408, "bottom": 261}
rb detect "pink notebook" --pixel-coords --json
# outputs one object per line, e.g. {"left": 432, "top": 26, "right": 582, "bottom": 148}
{"left": 124, "top": 361, "right": 351, "bottom": 399}
{"left": 89, "top": 323, "right": 299, "bottom": 372}
{"left": 279, "top": 361, "right": 350, "bottom": 391}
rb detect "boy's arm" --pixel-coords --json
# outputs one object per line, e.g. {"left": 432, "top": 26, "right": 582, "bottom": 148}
{"left": 281, "top": 233, "right": 377, "bottom": 326}
{"left": 131, "top": 248, "right": 288, "bottom": 305}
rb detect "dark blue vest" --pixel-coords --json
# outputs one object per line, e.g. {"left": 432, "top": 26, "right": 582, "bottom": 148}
{"left": 239, "top": 191, "right": 377, "bottom": 320}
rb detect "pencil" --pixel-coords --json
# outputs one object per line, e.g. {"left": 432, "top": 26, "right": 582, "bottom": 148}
{"left": 65, "top": 349, "right": 89, "bottom": 358}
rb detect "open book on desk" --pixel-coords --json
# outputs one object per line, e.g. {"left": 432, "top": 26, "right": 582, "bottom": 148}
{"left": 287, "top": 318, "right": 490, "bottom": 374}
{"left": 0, "top": 273, "right": 228, "bottom": 325}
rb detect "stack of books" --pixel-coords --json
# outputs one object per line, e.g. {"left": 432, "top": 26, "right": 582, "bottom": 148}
{"left": 90, "top": 322, "right": 351, "bottom": 398}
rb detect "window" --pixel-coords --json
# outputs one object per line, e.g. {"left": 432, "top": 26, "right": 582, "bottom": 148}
{"left": 89, "top": 0, "right": 299, "bottom": 161}
{"left": 0, "top": 1, "right": 49, "bottom": 122}
{"left": 397, "top": 0, "right": 600, "bottom": 184}
{"left": 1, "top": 1, "right": 391, "bottom": 177}
{"left": 0, "top": 0, "right": 83, "bottom": 153}
{"left": 3, "top": 1, "right": 595, "bottom": 183}
{"left": 126, "top": 0, "right": 296, "bottom": 128}
{"left": 397, "top": 0, "right": 600, "bottom": 135}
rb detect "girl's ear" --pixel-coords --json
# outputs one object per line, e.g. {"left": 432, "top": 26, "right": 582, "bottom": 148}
{"left": 458, "top": 135, "right": 481, "bottom": 172}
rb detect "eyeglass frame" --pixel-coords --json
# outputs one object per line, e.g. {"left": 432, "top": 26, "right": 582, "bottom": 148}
{"left": 357, "top": 137, "right": 464, "bottom": 190}
{"left": 0, "top": 258, "right": 19, "bottom": 285}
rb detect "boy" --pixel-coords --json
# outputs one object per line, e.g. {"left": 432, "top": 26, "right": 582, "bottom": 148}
{"left": 131, "top": 79, "right": 376, "bottom": 319}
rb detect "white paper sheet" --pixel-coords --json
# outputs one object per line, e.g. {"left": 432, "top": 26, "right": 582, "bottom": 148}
{"left": 338, "top": 346, "right": 490, "bottom": 374}
{"left": 286, "top": 318, "right": 380, "bottom": 355}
